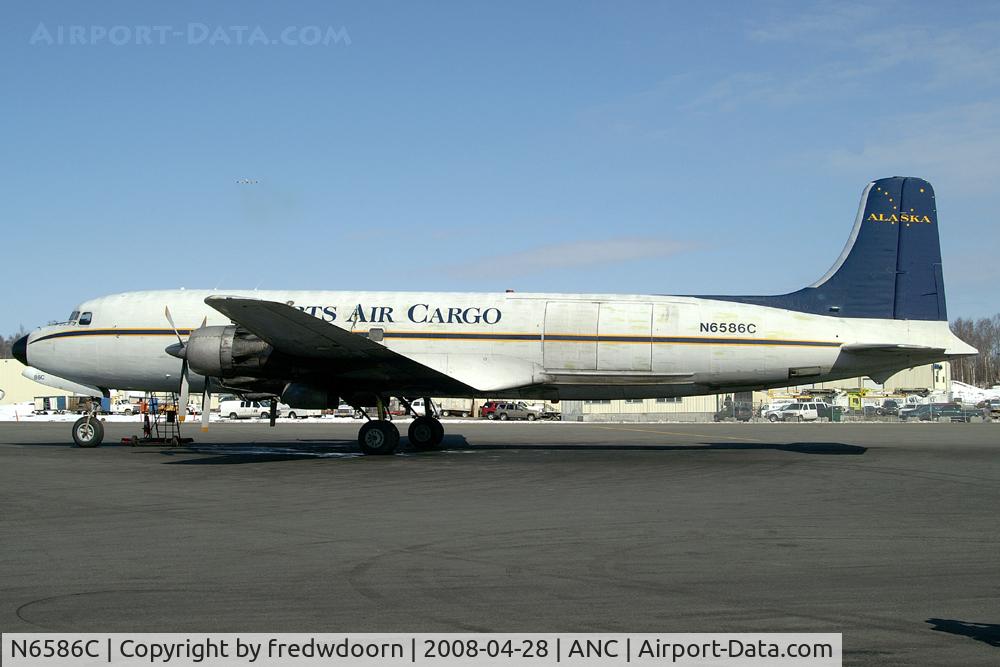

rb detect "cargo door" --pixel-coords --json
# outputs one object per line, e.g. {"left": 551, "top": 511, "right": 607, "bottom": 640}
{"left": 597, "top": 302, "right": 652, "bottom": 371}
{"left": 543, "top": 301, "right": 599, "bottom": 370}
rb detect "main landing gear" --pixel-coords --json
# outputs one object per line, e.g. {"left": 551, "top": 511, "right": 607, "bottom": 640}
{"left": 355, "top": 396, "right": 444, "bottom": 455}
{"left": 407, "top": 415, "right": 444, "bottom": 451}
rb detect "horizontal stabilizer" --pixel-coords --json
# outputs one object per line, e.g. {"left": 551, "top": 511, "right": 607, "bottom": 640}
{"left": 841, "top": 343, "right": 945, "bottom": 354}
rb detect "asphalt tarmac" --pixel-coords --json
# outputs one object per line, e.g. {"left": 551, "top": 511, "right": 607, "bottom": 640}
{"left": 1, "top": 420, "right": 998, "bottom": 665}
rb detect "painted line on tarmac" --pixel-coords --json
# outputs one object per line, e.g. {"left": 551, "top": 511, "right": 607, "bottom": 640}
{"left": 594, "top": 425, "right": 764, "bottom": 442}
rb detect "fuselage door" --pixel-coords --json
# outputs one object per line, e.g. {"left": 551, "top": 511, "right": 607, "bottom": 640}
{"left": 597, "top": 302, "right": 653, "bottom": 371}
{"left": 543, "top": 301, "right": 599, "bottom": 370}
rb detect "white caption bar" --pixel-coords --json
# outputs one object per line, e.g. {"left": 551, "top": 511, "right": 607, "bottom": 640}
{"left": 2, "top": 633, "right": 841, "bottom": 666}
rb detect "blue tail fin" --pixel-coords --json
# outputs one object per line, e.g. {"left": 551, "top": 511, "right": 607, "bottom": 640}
{"left": 705, "top": 177, "right": 946, "bottom": 320}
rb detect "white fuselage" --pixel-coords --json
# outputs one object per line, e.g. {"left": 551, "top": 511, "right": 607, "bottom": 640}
{"left": 24, "top": 289, "right": 971, "bottom": 400}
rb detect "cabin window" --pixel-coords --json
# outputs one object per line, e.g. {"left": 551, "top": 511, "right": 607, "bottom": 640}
{"left": 79, "top": 312, "right": 93, "bottom": 325}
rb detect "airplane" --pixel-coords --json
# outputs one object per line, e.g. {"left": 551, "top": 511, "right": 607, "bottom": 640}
{"left": 12, "top": 176, "right": 977, "bottom": 454}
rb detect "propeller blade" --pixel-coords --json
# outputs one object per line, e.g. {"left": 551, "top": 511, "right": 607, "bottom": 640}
{"left": 201, "top": 386, "right": 210, "bottom": 432}
{"left": 163, "top": 306, "right": 185, "bottom": 347}
{"left": 178, "top": 361, "right": 190, "bottom": 422}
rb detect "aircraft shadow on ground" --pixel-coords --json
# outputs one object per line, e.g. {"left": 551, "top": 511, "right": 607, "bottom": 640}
{"left": 457, "top": 441, "right": 867, "bottom": 455}
{"left": 155, "top": 435, "right": 865, "bottom": 464}
{"left": 927, "top": 618, "right": 1000, "bottom": 648}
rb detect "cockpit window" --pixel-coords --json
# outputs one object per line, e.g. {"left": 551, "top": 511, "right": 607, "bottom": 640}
{"left": 79, "top": 312, "right": 93, "bottom": 325}
{"left": 69, "top": 311, "right": 80, "bottom": 323}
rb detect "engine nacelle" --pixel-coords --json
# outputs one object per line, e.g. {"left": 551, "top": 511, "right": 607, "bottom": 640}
{"left": 281, "top": 383, "right": 338, "bottom": 409}
{"left": 185, "top": 325, "right": 272, "bottom": 378}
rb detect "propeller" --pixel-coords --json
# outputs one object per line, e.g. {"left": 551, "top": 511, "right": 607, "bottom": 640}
{"left": 201, "top": 385, "right": 211, "bottom": 432}
{"left": 164, "top": 306, "right": 208, "bottom": 425}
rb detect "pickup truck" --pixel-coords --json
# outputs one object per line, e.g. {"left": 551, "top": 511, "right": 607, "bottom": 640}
{"left": 110, "top": 398, "right": 138, "bottom": 415}
{"left": 900, "top": 403, "right": 977, "bottom": 422}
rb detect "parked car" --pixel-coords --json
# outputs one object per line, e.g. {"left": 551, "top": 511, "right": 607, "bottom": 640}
{"left": 480, "top": 401, "right": 502, "bottom": 419}
{"left": 761, "top": 398, "right": 797, "bottom": 420}
{"left": 219, "top": 399, "right": 278, "bottom": 420}
{"left": 332, "top": 403, "right": 363, "bottom": 418}
{"left": 493, "top": 401, "right": 538, "bottom": 421}
{"left": 879, "top": 399, "right": 901, "bottom": 416}
{"left": 713, "top": 402, "right": 753, "bottom": 422}
{"left": 900, "top": 403, "right": 976, "bottom": 422}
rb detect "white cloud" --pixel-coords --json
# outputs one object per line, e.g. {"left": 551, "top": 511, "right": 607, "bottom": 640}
{"left": 690, "top": 7, "right": 1000, "bottom": 110}
{"left": 746, "top": 1, "right": 881, "bottom": 43}
{"left": 826, "top": 102, "right": 1000, "bottom": 194}
{"left": 449, "top": 238, "right": 690, "bottom": 279}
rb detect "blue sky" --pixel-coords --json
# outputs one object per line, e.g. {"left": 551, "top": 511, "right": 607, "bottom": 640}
{"left": 2, "top": 1, "right": 998, "bottom": 332}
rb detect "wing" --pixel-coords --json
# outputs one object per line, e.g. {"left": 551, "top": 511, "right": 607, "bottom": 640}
{"left": 205, "top": 296, "right": 476, "bottom": 394}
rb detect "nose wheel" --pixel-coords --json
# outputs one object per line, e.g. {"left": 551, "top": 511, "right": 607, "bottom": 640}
{"left": 72, "top": 415, "right": 104, "bottom": 448}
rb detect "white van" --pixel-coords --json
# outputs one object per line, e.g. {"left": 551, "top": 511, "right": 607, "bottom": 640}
{"left": 219, "top": 399, "right": 277, "bottom": 420}
{"left": 277, "top": 403, "right": 323, "bottom": 419}
{"left": 776, "top": 401, "right": 831, "bottom": 422}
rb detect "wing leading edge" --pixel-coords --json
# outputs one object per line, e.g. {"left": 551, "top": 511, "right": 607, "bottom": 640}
{"left": 205, "top": 296, "right": 477, "bottom": 394}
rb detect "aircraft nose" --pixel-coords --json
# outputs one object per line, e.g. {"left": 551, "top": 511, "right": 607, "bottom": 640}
{"left": 12, "top": 335, "right": 28, "bottom": 366}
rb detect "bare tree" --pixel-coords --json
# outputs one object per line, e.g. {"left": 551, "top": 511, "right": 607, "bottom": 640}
{"left": 0, "top": 327, "right": 27, "bottom": 360}
{"left": 950, "top": 315, "right": 1000, "bottom": 387}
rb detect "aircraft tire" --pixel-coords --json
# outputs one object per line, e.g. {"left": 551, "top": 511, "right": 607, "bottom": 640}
{"left": 408, "top": 416, "right": 441, "bottom": 450}
{"left": 430, "top": 417, "right": 444, "bottom": 445}
{"left": 359, "top": 420, "right": 399, "bottom": 455}
{"left": 72, "top": 417, "right": 104, "bottom": 448}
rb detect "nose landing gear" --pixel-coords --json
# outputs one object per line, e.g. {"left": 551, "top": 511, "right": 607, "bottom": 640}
{"left": 72, "top": 415, "right": 104, "bottom": 448}
{"left": 72, "top": 398, "right": 104, "bottom": 447}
